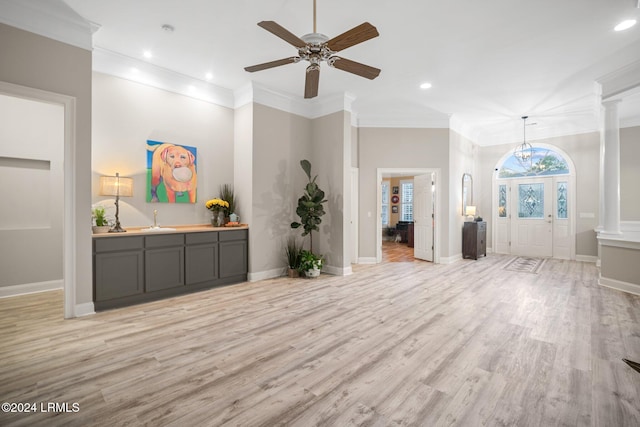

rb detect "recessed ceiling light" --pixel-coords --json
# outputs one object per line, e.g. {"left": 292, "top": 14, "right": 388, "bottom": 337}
{"left": 614, "top": 19, "right": 637, "bottom": 31}
{"left": 143, "top": 50, "right": 152, "bottom": 59}
{"left": 161, "top": 24, "right": 175, "bottom": 33}
{"left": 420, "top": 82, "right": 432, "bottom": 89}
{"left": 205, "top": 72, "right": 213, "bottom": 80}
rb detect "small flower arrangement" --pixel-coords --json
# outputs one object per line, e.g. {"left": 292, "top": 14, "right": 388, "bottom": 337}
{"left": 205, "top": 198, "right": 229, "bottom": 213}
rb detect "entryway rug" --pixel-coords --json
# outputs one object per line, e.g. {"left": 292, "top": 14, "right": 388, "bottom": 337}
{"left": 502, "top": 256, "right": 546, "bottom": 274}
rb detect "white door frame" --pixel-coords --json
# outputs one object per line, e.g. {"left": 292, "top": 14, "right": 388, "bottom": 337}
{"left": 0, "top": 81, "right": 78, "bottom": 318}
{"left": 376, "top": 168, "right": 441, "bottom": 264}
{"left": 492, "top": 144, "right": 576, "bottom": 259}
{"left": 351, "top": 167, "right": 359, "bottom": 264}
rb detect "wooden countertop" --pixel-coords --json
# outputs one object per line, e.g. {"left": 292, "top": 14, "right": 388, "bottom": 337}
{"left": 92, "top": 224, "right": 248, "bottom": 238}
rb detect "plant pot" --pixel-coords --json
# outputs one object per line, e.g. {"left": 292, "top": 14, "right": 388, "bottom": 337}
{"left": 287, "top": 268, "right": 299, "bottom": 278}
{"left": 305, "top": 267, "right": 321, "bottom": 278}
{"left": 92, "top": 225, "right": 111, "bottom": 234}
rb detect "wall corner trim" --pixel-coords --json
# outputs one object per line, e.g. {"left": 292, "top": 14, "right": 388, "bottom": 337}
{"left": 74, "top": 302, "right": 95, "bottom": 317}
{"left": 599, "top": 276, "right": 640, "bottom": 296}
{"left": 248, "top": 268, "right": 285, "bottom": 282}
{"left": 322, "top": 265, "right": 353, "bottom": 276}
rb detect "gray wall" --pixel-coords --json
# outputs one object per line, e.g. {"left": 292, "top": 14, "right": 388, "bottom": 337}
{"left": 621, "top": 125, "right": 640, "bottom": 221}
{"left": 92, "top": 72, "right": 234, "bottom": 228}
{"left": 449, "top": 130, "right": 477, "bottom": 259}
{"left": 311, "top": 111, "right": 351, "bottom": 270}
{"left": 357, "top": 127, "right": 450, "bottom": 259}
{"left": 477, "top": 131, "right": 600, "bottom": 257}
{"left": 251, "top": 103, "right": 311, "bottom": 275}
{"left": 0, "top": 23, "right": 92, "bottom": 303}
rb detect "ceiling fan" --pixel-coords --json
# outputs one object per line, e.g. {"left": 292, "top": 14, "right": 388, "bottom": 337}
{"left": 244, "top": 0, "right": 381, "bottom": 99}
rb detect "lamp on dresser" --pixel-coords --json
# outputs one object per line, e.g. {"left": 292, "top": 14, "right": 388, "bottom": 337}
{"left": 465, "top": 205, "right": 477, "bottom": 221}
{"left": 99, "top": 172, "right": 133, "bottom": 232}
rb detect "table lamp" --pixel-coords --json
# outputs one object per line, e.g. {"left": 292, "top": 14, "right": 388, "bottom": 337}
{"left": 465, "top": 205, "right": 476, "bottom": 222}
{"left": 99, "top": 172, "right": 133, "bottom": 232}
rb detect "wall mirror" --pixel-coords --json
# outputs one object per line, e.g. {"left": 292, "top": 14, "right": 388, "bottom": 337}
{"left": 462, "top": 173, "right": 473, "bottom": 216}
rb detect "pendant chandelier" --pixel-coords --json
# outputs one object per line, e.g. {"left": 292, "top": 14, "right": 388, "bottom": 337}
{"left": 513, "top": 115, "right": 534, "bottom": 170}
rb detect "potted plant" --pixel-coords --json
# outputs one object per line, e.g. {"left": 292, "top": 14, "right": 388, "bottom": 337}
{"left": 92, "top": 205, "right": 111, "bottom": 234}
{"left": 291, "top": 159, "right": 327, "bottom": 262}
{"left": 219, "top": 184, "right": 236, "bottom": 223}
{"left": 284, "top": 237, "right": 303, "bottom": 278}
{"left": 299, "top": 250, "right": 323, "bottom": 278}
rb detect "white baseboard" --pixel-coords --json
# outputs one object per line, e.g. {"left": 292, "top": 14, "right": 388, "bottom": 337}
{"left": 358, "top": 257, "right": 377, "bottom": 264}
{"left": 248, "top": 267, "right": 285, "bottom": 282}
{"left": 323, "top": 265, "right": 353, "bottom": 276}
{"left": 0, "top": 280, "right": 63, "bottom": 298}
{"left": 599, "top": 276, "right": 640, "bottom": 296}
{"left": 74, "top": 302, "right": 95, "bottom": 317}
{"left": 575, "top": 255, "right": 598, "bottom": 263}
{"left": 440, "top": 253, "right": 462, "bottom": 264}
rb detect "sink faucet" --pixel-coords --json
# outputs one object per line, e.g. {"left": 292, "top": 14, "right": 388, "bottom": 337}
{"left": 153, "top": 210, "right": 158, "bottom": 228}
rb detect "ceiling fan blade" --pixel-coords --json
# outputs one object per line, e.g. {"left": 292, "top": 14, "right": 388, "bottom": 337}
{"left": 257, "top": 21, "right": 307, "bottom": 48}
{"left": 244, "top": 57, "right": 299, "bottom": 72}
{"left": 304, "top": 65, "right": 320, "bottom": 99}
{"left": 326, "top": 22, "right": 379, "bottom": 52}
{"left": 329, "top": 56, "right": 380, "bottom": 80}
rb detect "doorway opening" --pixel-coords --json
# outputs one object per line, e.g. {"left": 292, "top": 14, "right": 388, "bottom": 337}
{"left": 493, "top": 144, "right": 576, "bottom": 259}
{"left": 0, "top": 81, "right": 77, "bottom": 318}
{"left": 377, "top": 168, "right": 440, "bottom": 264}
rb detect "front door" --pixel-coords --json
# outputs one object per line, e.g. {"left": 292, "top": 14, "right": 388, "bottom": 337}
{"left": 413, "top": 173, "right": 434, "bottom": 261}
{"left": 511, "top": 177, "right": 553, "bottom": 257}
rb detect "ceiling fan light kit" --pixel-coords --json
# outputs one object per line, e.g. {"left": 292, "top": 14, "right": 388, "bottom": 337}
{"left": 244, "top": 0, "right": 381, "bottom": 98}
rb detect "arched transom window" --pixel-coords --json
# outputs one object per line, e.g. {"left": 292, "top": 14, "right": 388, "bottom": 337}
{"left": 499, "top": 147, "right": 570, "bottom": 178}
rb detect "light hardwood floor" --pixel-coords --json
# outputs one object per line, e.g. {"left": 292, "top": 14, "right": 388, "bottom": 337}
{"left": 1, "top": 254, "right": 639, "bottom": 426}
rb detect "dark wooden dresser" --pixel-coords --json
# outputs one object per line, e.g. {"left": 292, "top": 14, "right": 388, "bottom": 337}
{"left": 462, "top": 221, "right": 486, "bottom": 260}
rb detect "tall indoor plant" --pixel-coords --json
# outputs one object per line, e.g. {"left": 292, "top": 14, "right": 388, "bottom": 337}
{"left": 291, "top": 159, "right": 327, "bottom": 257}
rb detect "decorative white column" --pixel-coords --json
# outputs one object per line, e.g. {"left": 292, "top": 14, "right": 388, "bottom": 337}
{"left": 601, "top": 99, "right": 621, "bottom": 235}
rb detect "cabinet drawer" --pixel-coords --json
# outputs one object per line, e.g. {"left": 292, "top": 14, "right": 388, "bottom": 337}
{"left": 145, "top": 234, "right": 184, "bottom": 248}
{"left": 94, "top": 236, "right": 144, "bottom": 253}
{"left": 219, "top": 229, "right": 248, "bottom": 242}
{"left": 186, "top": 232, "right": 218, "bottom": 244}
{"left": 477, "top": 222, "right": 486, "bottom": 232}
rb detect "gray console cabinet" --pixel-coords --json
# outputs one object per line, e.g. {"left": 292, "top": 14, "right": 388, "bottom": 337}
{"left": 94, "top": 229, "right": 248, "bottom": 310}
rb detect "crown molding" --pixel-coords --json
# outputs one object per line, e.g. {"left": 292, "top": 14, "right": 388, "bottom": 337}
{"left": 234, "top": 81, "right": 356, "bottom": 119}
{"left": 597, "top": 59, "right": 640, "bottom": 101}
{"left": 356, "top": 114, "right": 450, "bottom": 129}
{"left": 93, "top": 47, "right": 235, "bottom": 108}
{"left": 0, "top": 0, "right": 94, "bottom": 50}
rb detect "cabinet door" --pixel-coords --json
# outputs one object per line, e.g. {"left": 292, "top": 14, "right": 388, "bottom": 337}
{"left": 95, "top": 250, "right": 144, "bottom": 301}
{"left": 219, "top": 240, "right": 248, "bottom": 278}
{"left": 477, "top": 223, "right": 487, "bottom": 256}
{"left": 185, "top": 244, "right": 218, "bottom": 285}
{"left": 145, "top": 247, "right": 185, "bottom": 292}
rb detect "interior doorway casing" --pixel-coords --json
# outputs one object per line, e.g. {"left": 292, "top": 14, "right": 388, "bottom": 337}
{"left": 0, "top": 81, "right": 78, "bottom": 318}
{"left": 376, "top": 168, "right": 441, "bottom": 264}
{"left": 492, "top": 143, "right": 576, "bottom": 260}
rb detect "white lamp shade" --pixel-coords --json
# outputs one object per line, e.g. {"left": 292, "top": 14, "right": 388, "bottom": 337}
{"left": 465, "top": 205, "right": 477, "bottom": 216}
{"left": 99, "top": 174, "right": 133, "bottom": 197}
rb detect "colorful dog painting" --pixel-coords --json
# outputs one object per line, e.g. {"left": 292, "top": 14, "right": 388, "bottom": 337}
{"left": 146, "top": 140, "right": 197, "bottom": 203}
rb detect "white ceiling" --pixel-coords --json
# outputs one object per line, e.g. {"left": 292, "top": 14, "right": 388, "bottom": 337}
{"left": 51, "top": 0, "right": 640, "bottom": 144}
